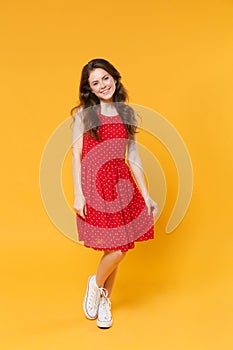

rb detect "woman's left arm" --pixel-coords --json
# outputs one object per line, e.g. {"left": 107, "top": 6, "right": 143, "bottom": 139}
{"left": 127, "top": 134, "right": 158, "bottom": 217}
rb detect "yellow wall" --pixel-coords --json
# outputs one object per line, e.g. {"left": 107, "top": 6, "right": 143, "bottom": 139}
{"left": 1, "top": 1, "right": 232, "bottom": 349}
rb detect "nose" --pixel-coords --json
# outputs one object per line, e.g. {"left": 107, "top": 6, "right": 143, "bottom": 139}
{"left": 100, "top": 79, "right": 106, "bottom": 89}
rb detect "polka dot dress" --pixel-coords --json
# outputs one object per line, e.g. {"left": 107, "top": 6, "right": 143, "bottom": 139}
{"left": 76, "top": 112, "right": 154, "bottom": 252}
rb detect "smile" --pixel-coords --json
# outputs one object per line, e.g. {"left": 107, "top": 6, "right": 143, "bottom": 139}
{"left": 101, "top": 88, "right": 111, "bottom": 94}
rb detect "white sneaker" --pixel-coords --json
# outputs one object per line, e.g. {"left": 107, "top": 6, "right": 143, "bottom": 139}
{"left": 83, "top": 275, "right": 101, "bottom": 319}
{"left": 97, "top": 290, "right": 113, "bottom": 329}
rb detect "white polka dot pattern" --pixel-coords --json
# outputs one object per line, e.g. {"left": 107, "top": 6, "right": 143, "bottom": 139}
{"left": 76, "top": 113, "right": 154, "bottom": 252}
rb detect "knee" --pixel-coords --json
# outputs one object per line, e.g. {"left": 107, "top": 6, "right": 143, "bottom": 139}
{"left": 113, "top": 250, "right": 126, "bottom": 264}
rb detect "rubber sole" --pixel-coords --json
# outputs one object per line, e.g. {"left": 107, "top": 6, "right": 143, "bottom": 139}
{"left": 97, "top": 319, "right": 113, "bottom": 329}
{"left": 83, "top": 275, "right": 98, "bottom": 320}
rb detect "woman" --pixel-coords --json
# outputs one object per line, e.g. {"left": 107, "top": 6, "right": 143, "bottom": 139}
{"left": 71, "top": 58, "right": 158, "bottom": 329}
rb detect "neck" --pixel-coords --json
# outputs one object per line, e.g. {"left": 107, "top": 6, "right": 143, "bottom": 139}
{"left": 100, "top": 101, "right": 117, "bottom": 116}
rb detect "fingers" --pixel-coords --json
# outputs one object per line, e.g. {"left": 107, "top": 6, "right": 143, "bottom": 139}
{"left": 84, "top": 205, "right": 87, "bottom": 216}
{"left": 152, "top": 203, "right": 158, "bottom": 217}
{"left": 75, "top": 205, "right": 86, "bottom": 219}
{"left": 152, "top": 207, "right": 158, "bottom": 217}
{"left": 146, "top": 199, "right": 158, "bottom": 217}
{"left": 78, "top": 210, "right": 85, "bottom": 219}
{"left": 147, "top": 205, "right": 151, "bottom": 215}
{"left": 144, "top": 197, "right": 151, "bottom": 215}
{"left": 148, "top": 205, "right": 157, "bottom": 216}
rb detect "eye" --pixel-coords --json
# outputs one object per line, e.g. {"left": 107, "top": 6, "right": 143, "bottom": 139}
{"left": 104, "top": 76, "right": 109, "bottom": 80}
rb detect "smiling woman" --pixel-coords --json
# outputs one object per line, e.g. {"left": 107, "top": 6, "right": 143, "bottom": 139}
{"left": 71, "top": 58, "right": 137, "bottom": 140}
{"left": 70, "top": 58, "right": 158, "bottom": 329}
{"left": 89, "top": 69, "right": 117, "bottom": 102}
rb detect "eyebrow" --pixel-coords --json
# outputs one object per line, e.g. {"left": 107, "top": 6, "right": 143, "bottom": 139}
{"left": 90, "top": 74, "right": 109, "bottom": 84}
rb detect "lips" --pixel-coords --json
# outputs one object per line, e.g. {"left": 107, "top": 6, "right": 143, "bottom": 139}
{"left": 101, "top": 88, "right": 111, "bottom": 94}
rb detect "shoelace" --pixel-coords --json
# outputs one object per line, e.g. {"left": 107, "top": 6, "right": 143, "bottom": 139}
{"left": 88, "top": 286, "right": 108, "bottom": 311}
{"left": 99, "top": 296, "right": 112, "bottom": 319}
{"left": 99, "top": 287, "right": 109, "bottom": 298}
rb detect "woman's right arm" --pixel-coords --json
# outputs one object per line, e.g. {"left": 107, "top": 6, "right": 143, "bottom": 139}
{"left": 72, "top": 109, "right": 86, "bottom": 218}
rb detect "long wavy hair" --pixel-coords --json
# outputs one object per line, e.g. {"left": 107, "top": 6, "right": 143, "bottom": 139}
{"left": 70, "top": 58, "right": 137, "bottom": 140}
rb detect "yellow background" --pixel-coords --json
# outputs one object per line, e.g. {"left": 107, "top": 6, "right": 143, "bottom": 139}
{"left": 1, "top": 0, "right": 232, "bottom": 349}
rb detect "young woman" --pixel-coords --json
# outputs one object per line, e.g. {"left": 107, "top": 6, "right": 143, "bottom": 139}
{"left": 71, "top": 58, "right": 158, "bottom": 329}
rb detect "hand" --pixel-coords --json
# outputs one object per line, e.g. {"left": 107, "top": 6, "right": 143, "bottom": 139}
{"left": 144, "top": 197, "right": 158, "bottom": 217}
{"left": 74, "top": 195, "right": 87, "bottom": 219}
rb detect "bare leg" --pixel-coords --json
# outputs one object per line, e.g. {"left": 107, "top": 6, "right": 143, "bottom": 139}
{"left": 104, "top": 266, "right": 118, "bottom": 297}
{"left": 96, "top": 250, "right": 126, "bottom": 295}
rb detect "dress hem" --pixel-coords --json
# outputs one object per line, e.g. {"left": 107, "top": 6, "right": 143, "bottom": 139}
{"left": 81, "top": 234, "right": 154, "bottom": 253}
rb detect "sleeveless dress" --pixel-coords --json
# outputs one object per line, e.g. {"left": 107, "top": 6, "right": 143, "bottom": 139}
{"left": 76, "top": 112, "right": 154, "bottom": 252}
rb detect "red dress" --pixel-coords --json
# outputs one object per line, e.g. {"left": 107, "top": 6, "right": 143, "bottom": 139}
{"left": 76, "top": 112, "right": 154, "bottom": 252}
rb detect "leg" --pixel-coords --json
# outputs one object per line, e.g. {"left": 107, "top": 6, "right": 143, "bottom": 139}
{"left": 83, "top": 251, "right": 125, "bottom": 323}
{"left": 104, "top": 266, "right": 118, "bottom": 297}
{"left": 96, "top": 250, "right": 126, "bottom": 294}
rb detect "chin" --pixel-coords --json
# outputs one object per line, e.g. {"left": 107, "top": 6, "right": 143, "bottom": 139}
{"left": 100, "top": 95, "right": 114, "bottom": 102}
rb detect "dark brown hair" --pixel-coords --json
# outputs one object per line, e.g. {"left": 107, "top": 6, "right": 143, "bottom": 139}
{"left": 71, "top": 58, "right": 137, "bottom": 139}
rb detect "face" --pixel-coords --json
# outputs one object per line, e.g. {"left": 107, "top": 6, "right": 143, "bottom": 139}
{"left": 88, "top": 68, "right": 116, "bottom": 102}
